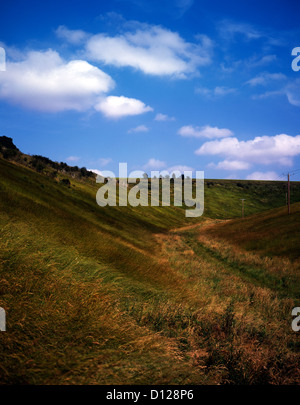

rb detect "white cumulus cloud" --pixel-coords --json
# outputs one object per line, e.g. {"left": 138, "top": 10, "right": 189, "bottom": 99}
{"left": 246, "top": 171, "right": 278, "bottom": 180}
{"left": 195, "top": 86, "right": 236, "bottom": 97}
{"left": 178, "top": 125, "right": 233, "bottom": 139}
{"left": 0, "top": 50, "right": 115, "bottom": 112}
{"left": 210, "top": 160, "right": 251, "bottom": 170}
{"left": 95, "top": 96, "right": 153, "bottom": 118}
{"left": 143, "top": 158, "right": 167, "bottom": 170}
{"left": 128, "top": 124, "right": 149, "bottom": 133}
{"left": 66, "top": 156, "right": 81, "bottom": 163}
{"left": 195, "top": 134, "right": 300, "bottom": 166}
{"left": 155, "top": 113, "right": 176, "bottom": 121}
{"left": 85, "top": 24, "right": 212, "bottom": 78}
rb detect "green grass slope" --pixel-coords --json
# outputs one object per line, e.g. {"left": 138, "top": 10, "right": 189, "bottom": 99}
{"left": 203, "top": 179, "right": 300, "bottom": 219}
{"left": 204, "top": 202, "right": 300, "bottom": 261}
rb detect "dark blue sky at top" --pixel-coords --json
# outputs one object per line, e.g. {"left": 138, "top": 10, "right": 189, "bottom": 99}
{"left": 2, "top": 0, "right": 299, "bottom": 41}
{"left": 0, "top": 0, "right": 300, "bottom": 181}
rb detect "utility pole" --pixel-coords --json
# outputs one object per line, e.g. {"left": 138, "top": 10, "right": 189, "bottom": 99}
{"left": 240, "top": 199, "right": 246, "bottom": 218}
{"left": 288, "top": 173, "right": 291, "bottom": 214}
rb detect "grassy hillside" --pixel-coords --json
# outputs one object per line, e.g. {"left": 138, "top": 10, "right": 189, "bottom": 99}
{"left": 0, "top": 153, "right": 299, "bottom": 385}
{"left": 203, "top": 202, "right": 300, "bottom": 261}
{"left": 0, "top": 156, "right": 201, "bottom": 384}
{"left": 203, "top": 178, "right": 300, "bottom": 219}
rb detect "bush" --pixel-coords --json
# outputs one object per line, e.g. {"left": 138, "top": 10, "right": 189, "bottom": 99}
{"left": 60, "top": 178, "right": 71, "bottom": 187}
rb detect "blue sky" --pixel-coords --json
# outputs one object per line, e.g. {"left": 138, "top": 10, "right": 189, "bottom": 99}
{"left": 1, "top": 0, "right": 300, "bottom": 180}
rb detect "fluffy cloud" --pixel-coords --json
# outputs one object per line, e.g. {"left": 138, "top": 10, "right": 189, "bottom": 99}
{"left": 55, "top": 25, "right": 89, "bottom": 45}
{"left": 143, "top": 158, "right": 167, "bottom": 170}
{"left": 168, "top": 164, "right": 194, "bottom": 173}
{"left": 0, "top": 49, "right": 154, "bottom": 118}
{"left": 196, "top": 134, "right": 300, "bottom": 166}
{"left": 0, "top": 50, "right": 115, "bottom": 112}
{"left": 178, "top": 125, "right": 233, "bottom": 139}
{"left": 95, "top": 96, "right": 153, "bottom": 118}
{"left": 246, "top": 171, "right": 278, "bottom": 180}
{"left": 66, "top": 156, "right": 80, "bottom": 163}
{"left": 128, "top": 125, "right": 149, "bottom": 133}
{"left": 85, "top": 24, "right": 212, "bottom": 78}
{"left": 195, "top": 86, "right": 236, "bottom": 97}
{"left": 155, "top": 113, "right": 175, "bottom": 121}
{"left": 246, "top": 72, "right": 286, "bottom": 86}
{"left": 209, "top": 160, "right": 251, "bottom": 170}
